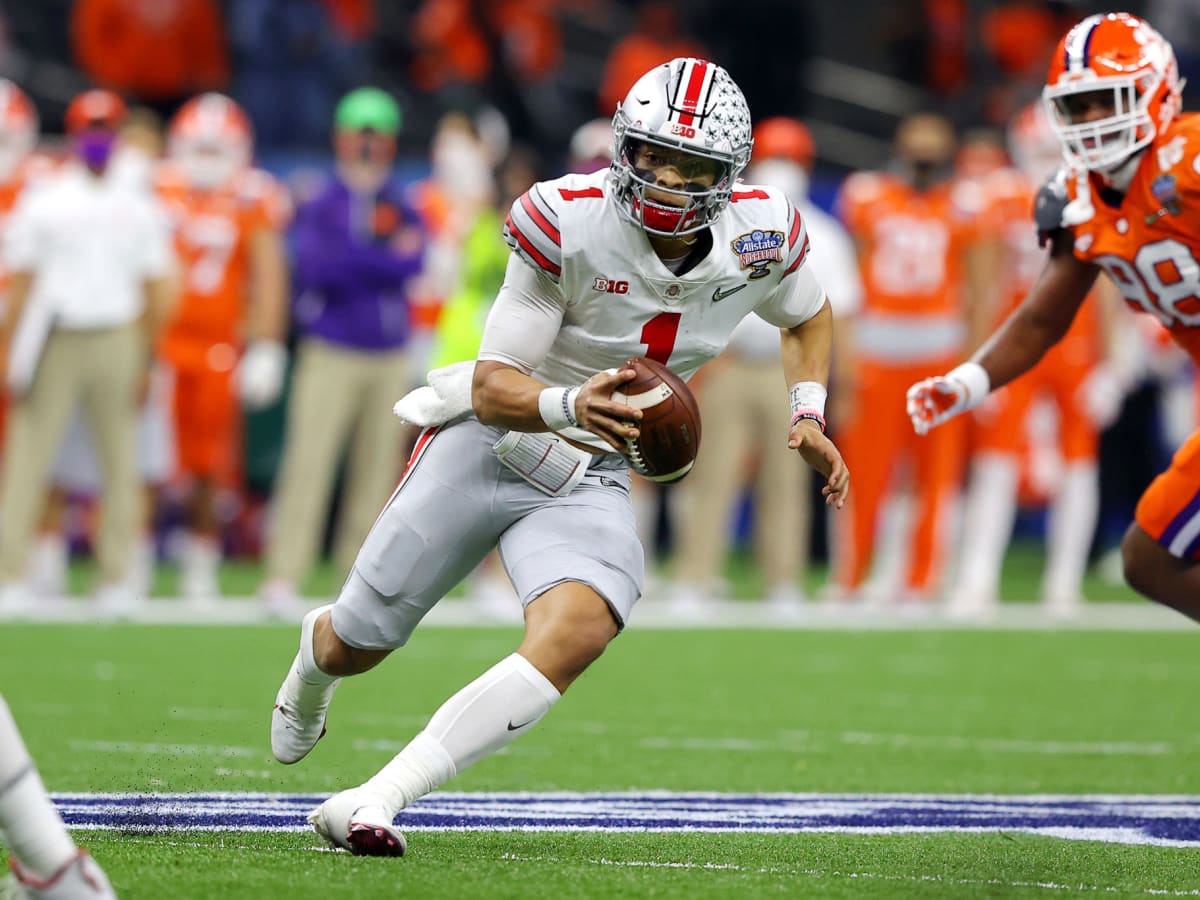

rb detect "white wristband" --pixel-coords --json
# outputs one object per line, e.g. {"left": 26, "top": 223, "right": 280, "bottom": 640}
{"left": 947, "top": 362, "right": 991, "bottom": 409}
{"left": 538, "top": 386, "right": 581, "bottom": 431}
{"left": 789, "top": 381, "right": 827, "bottom": 418}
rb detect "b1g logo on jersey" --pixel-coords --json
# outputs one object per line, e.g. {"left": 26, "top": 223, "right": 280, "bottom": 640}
{"left": 730, "top": 230, "right": 784, "bottom": 279}
{"left": 593, "top": 276, "right": 630, "bottom": 294}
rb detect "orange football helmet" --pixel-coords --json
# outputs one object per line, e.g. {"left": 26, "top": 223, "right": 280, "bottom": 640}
{"left": 1042, "top": 12, "right": 1181, "bottom": 172}
{"left": 753, "top": 117, "right": 815, "bottom": 168}
{"left": 0, "top": 80, "right": 37, "bottom": 181}
{"left": 168, "top": 93, "right": 253, "bottom": 189}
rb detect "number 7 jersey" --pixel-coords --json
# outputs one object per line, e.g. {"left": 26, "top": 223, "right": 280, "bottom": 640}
{"left": 1051, "top": 113, "right": 1200, "bottom": 363}
{"left": 497, "top": 168, "right": 824, "bottom": 387}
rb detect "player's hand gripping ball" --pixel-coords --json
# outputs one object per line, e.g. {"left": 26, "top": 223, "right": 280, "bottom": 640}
{"left": 611, "top": 357, "right": 702, "bottom": 483}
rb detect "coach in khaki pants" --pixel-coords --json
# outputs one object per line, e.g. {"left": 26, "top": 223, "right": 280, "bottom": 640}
{"left": 0, "top": 90, "right": 175, "bottom": 610}
{"left": 258, "top": 88, "right": 425, "bottom": 614}
{"left": 672, "top": 117, "right": 862, "bottom": 611}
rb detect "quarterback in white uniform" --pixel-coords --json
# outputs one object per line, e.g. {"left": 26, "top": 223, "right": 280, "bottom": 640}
{"left": 271, "top": 57, "right": 850, "bottom": 857}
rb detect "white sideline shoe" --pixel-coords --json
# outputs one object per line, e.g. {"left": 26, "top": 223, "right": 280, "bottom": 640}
{"left": 10, "top": 849, "right": 116, "bottom": 899}
{"left": 271, "top": 604, "right": 338, "bottom": 764}
{"left": 308, "top": 789, "right": 406, "bottom": 857}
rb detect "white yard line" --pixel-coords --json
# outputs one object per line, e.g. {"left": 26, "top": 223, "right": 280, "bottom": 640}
{"left": 0, "top": 597, "right": 1190, "bottom": 630}
{"left": 499, "top": 853, "right": 1200, "bottom": 895}
{"left": 640, "top": 731, "right": 1180, "bottom": 757}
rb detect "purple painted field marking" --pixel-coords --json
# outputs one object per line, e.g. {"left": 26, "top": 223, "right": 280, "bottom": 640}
{"left": 50, "top": 792, "right": 1200, "bottom": 848}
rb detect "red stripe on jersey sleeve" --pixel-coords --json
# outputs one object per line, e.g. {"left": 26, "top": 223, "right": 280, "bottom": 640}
{"left": 505, "top": 214, "right": 563, "bottom": 276}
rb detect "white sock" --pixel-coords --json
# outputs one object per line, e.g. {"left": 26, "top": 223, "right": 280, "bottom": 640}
{"left": 181, "top": 533, "right": 221, "bottom": 597}
{"left": 0, "top": 697, "right": 77, "bottom": 879}
{"left": 953, "top": 455, "right": 1018, "bottom": 602}
{"left": 1043, "top": 462, "right": 1099, "bottom": 603}
{"left": 362, "top": 653, "right": 561, "bottom": 814}
{"left": 298, "top": 609, "right": 338, "bottom": 687}
{"left": 28, "top": 534, "right": 67, "bottom": 596}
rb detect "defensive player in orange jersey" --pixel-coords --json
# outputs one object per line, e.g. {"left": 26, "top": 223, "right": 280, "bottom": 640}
{"left": 833, "top": 113, "right": 990, "bottom": 603}
{"left": 157, "top": 93, "right": 291, "bottom": 599}
{"left": 909, "top": 12, "right": 1200, "bottom": 624}
{"left": 950, "top": 106, "right": 1126, "bottom": 620}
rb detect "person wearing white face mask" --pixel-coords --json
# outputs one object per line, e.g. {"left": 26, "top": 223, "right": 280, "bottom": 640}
{"left": 671, "top": 117, "right": 863, "bottom": 614}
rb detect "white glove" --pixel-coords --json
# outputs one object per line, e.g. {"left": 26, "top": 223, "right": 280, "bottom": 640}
{"left": 236, "top": 340, "right": 287, "bottom": 410}
{"left": 1077, "top": 362, "right": 1124, "bottom": 429}
{"left": 906, "top": 362, "right": 991, "bottom": 435}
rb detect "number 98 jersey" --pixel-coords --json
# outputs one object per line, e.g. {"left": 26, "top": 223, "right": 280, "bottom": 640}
{"left": 1050, "top": 113, "right": 1200, "bottom": 364}
{"left": 491, "top": 168, "right": 824, "bottom": 388}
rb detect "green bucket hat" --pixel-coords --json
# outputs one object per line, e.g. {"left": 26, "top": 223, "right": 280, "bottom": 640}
{"left": 334, "top": 87, "right": 401, "bottom": 135}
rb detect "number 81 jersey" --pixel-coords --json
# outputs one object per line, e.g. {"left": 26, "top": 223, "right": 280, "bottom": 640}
{"left": 1052, "top": 113, "right": 1200, "bottom": 363}
{"left": 500, "top": 168, "right": 823, "bottom": 387}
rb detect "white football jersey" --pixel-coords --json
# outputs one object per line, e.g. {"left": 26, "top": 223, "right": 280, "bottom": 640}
{"left": 481, "top": 168, "right": 825, "bottom": 386}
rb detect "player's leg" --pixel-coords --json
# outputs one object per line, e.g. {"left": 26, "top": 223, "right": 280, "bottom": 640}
{"left": 173, "top": 367, "right": 237, "bottom": 600}
{"left": 0, "top": 695, "right": 115, "bottom": 897}
{"left": 950, "top": 383, "right": 1028, "bottom": 615}
{"left": 907, "top": 401, "right": 967, "bottom": 600}
{"left": 1121, "top": 429, "right": 1200, "bottom": 621}
{"left": 261, "top": 340, "right": 362, "bottom": 605}
{"left": 272, "top": 422, "right": 507, "bottom": 765}
{"left": 1042, "top": 364, "right": 1101, "bottom": 615}
{"left": 308, "top": 461, "right": 639, "bottom": 857}
{"left": 832, "top": 360, "right": 901, "bottom": 597}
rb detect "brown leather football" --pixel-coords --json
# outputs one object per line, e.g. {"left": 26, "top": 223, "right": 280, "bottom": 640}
{"left": 611, "top": 356, "right": 702, "bottom": 483}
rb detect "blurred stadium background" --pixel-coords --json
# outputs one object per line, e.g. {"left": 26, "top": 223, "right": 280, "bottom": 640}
{"left": 0, "top": 0, "right": 1196, "bottom": 619}
{"left": 1, "top": 2, "right": 1200, "bottom": 898}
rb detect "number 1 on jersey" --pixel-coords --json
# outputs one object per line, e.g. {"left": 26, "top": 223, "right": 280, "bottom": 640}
{"left": 640, "top": 312, "right": 681, "bottom": 364}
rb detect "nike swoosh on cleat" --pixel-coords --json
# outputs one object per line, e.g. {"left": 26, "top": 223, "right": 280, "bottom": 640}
{"left": 712, "top": 284, "right": 747, "bottom": 302}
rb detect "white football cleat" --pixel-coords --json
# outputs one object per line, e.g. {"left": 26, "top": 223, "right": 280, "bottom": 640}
{"left": 271, "top": 604, "right": 338, "bottom": 764}
{"left": 308, "top": 789, "right": 406, "bottom": 857}
{"left": 10, "top": 849, "right": 116, "bottom": 899}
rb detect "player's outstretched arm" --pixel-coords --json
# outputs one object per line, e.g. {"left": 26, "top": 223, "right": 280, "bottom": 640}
{"left": 779, "top": 299, "right": 849, "bottom": 508}
{"left": 908, "top": 232, "right": 1099, "bottom": 434}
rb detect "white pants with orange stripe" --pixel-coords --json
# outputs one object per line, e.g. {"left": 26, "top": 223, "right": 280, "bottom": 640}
{"left": 331, "top": 418, "right": 642, "bottom": 649}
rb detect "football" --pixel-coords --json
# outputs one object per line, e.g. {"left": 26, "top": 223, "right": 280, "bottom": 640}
{"left": 611, "top": 356, "right": 702, "bottom": 483}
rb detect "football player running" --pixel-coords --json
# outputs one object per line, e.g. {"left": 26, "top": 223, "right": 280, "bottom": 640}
{"left": 907, "top": 13, "right": 1200, "bottom": 623}
{"left": 271, "top": 58, "right": 849, "bottom": 857}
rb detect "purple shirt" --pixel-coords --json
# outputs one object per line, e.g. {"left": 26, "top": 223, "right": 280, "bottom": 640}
{"left": 291, "top": 174, "right": 426, "bottom": 352}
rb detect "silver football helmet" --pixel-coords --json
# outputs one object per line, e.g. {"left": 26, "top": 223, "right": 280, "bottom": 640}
{"left": 611, "top": 58, "right": 753, "bottom": 237}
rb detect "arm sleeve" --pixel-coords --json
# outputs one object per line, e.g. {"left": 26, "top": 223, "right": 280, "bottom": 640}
{"left": 755, "top": 261, "right": 827, "bottom": 329}
{"left": 476, "top": 253, "right": 568, "bottom": 374}
{"left": 502, "top": 184, "right": 563, "bottom": 283}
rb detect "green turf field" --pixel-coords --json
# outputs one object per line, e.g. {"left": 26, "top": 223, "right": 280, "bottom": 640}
{"left": 1, "top": 620, "right": 1197, "bottom": 898}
